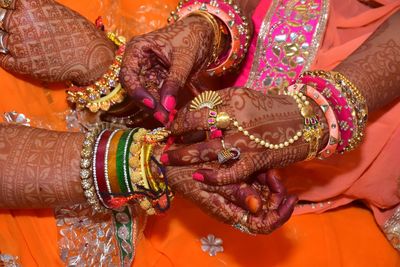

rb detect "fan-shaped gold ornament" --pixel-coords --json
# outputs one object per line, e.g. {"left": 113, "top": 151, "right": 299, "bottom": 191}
{"left": 189, "top": 91, "right": 223, "bottom": 111}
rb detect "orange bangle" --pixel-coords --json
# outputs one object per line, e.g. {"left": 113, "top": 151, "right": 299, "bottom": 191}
{"left": 107, "top": 130, "right": 124, "bottom": 194}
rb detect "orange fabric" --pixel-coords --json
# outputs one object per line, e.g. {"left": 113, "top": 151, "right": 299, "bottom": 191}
{"left": 0, "top": 0, "right": 399, "bottom": 266}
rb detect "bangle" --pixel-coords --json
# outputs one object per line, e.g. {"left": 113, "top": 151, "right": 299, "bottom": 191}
{"left": 169, "top": 0, "right": 250, "bottom": 76}
{"left": 106, "top": 130, "right": 124, "bottom": 195}
{"left": 66, "top": 34, "right": 126, "bottom": 112}
{"left": 189, "top": 11, "right": 223, "bottom": 68}
{"left": 299, "top": 70, "right": 368, "bottom": 152}
{"left": 284, "top": 90, "right": 323, "bottom": 161}
{"left": 287, "top": 84, "right": 340, "bottom": 158}
{"left": 80, "top": 125, "right": 106, "bottom": 212}
{"left": 330, "top": 71, "right": 368, "bottom": 152}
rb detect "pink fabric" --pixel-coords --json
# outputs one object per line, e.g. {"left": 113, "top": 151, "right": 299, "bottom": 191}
{"left": 232, "top": 0, "right": 400, "bottom": 227}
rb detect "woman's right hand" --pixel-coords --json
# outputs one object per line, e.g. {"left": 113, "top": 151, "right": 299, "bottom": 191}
{"left": 111, "top": 15, "right": 215, "bottom": 125}
{"left": 167, "top": 166, "right": 297, "bottom": 234}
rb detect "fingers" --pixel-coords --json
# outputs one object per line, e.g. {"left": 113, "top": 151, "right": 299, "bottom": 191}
{"left": 169, "top": 106, "right": 210, "bottom": 136}
{"left": 120, "top": 43, "right": 169, "bottom": 124}
{"left": 192, "top": 155, "right": 257, "bottom": 185}
{"left": 204, "top": 183, "right": 262, "bottom": 214}
{"left": 256, "top": 170, "right": 286, "bottom": 210}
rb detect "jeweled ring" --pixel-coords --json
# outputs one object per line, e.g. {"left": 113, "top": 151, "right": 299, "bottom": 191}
{"left": 217, "top": 147, "right": 240, "bottom": 164}
{"left": 0, "top": 29, "right": 8, "bottom": 54}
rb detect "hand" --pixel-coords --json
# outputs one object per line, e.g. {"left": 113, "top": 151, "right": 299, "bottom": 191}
{"left": 113, "top": 15, "right": 214, "bottom": 125}
{"left": 163, "top": 87, "right": 328, "bottom": 185}
{"left": 167, "top": 166, "right": 297, "bottom": 234}
{"left": 0, "top": 0, "right": 115, "bottom": 85}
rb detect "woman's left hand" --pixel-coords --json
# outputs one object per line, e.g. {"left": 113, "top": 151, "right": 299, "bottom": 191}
{"left": 162, "top": 87, "right": 319, "bottom": 185}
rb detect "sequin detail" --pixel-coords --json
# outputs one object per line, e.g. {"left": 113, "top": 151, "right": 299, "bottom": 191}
{"left": 0, "top": 254, "right": 21, "bottom": 267}
{"left": 383, "top": 206, "right": 400, "bottom": 251}
{"left": 245, "top": 0, "right": 329, "bottom": 93}
{"left": 56, "top": 203, "right": 136, "bottom": 266}
{"left": 2, "top": 111, "right": 30, "bottom": 126}
{"left": 200, "top": 234, "right": 224, "bottom": 256}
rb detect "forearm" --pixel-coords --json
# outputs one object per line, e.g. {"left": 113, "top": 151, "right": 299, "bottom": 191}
{"left": 335, "top": 11, "right": 400, "bottom": 112}
{"left": 0, "top": 124, "right": 85, "bottom": 208}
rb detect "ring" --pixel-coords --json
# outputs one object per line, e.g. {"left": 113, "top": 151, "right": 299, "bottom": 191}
{"left": 0, "top": 0, "right": 12, "bottom": 9}
{"left": 232, "top": 213, "right": 254, "bottom": 235}
{"left": 217, "top": 146, "right": 240, "bottom": 164}
{"left": 190, "top": 90, "right": 222, "bottom": 111}
{"left": 0, "top": 8, "right": 6, "bottom": 31}
{"left": 0, "top": 29, "right": 8, "bottom": 54}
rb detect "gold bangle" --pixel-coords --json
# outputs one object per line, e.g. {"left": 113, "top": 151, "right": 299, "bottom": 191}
{"left": 285, "top": 90, "right": 323, "bottom": 160}
{"left": 189, "top": 10, "right": 222, "bottom": 67}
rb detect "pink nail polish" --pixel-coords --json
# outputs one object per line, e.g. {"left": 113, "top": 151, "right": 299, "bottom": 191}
{"left": 143, "top": 98, "right": 155, "bottom": 109}
{"left": 163, "top": 96, "right": 176, "bottom": 112}
{"left": 192, "top": 172, "right": 205, "bottom": 182}
{"left": 154, "top": 111, "right": 166, "bottom": 124}
{"left": 160, "top": 153, "right": 169, "bottom": 165}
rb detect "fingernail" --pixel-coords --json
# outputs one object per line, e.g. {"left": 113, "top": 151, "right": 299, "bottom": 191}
{"left": 192, "top": 172, "right": 204, "bottom": 182}
{"left": 245, "top": 196, "right": 260, "bottom": 214}
{"left": 163, "top": 95, "right": 176, "bottom": 112}
{"left": 154, "top": 111, "right": 167, "bottom": 124}
{"left": 143, "top": 98, "right": 155, "bottom": 109}
{"left": 160, "top": 153, "right": 169, "bottom": 165}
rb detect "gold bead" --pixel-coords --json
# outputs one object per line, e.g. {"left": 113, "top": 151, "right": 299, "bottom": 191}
{"left": 269, "top": 144, "right": 274, "bottom": 149}
{"left": 274, "top": 144, "right": 279, "bottom": 149}
{"left": 243, "top": 130, "right": 249, "bottom": 136}
{"left": 238, "top": 126, "right": 243, "bottom": 131}
{"left": 294, "top": 136, "right": 299, "bottom": 141}
{"left": 216, "top": 112, "right": 231, "bottom": 129}
{"left": 260, "top": 140, "right": 266, "bottom": 146}
{"left": 233, "top": 121, "right": 239, "bottom": 126}
{"left": 255, "top": 138, "right": 260, "bottom": 143}
{"left": 279, "top": 143, "right": 284, "bottom": 148}
{"left": 284, "top": 141, "right": 289, "bottom": 146}
{"left": 289, "top": 139, "right": 294, "bottom": 144}
{"left": 297, "top": 131, "right": 302, "bottom": 137}
{"left": 249, "top": 135, "right": 255, "bottom": 140}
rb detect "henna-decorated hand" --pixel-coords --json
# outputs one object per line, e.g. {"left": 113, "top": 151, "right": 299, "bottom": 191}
{"left": 163, "top": 87, "right": 328, "bottom": 185}
{"left": 0, "top": 0, "right": 115, "bottom": 85}
{"left": 111, "top": 15, "right": 214, "bottom": 125}
{"left": 167, "top": 166, "right": 297, "bottom": 234}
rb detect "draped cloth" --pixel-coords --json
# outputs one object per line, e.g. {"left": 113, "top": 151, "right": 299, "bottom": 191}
{"left": 0, "top": 0, "right": 399, "bottom": 266}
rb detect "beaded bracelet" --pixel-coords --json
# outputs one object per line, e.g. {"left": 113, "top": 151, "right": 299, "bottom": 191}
{"left": 287, "top": 84, "right": 340, "bottom": 158}
{"left": 168, "top": 0, "right": 250, "bottom": 76}
{"left": 80, "top": 125, "right": 107, "bottom": 212}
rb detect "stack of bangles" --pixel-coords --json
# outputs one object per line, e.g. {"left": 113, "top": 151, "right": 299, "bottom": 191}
{"left": 168, "top": 0, "right": 251, "bottom": 76}
{"left": 66, "top": 26, "right": 127, "bottom": 112}
{"left": 190, "top": 70, "right": 367, "bottom": 163}
{"left": 79, "top": 123, "right": 173, "bottom": 214}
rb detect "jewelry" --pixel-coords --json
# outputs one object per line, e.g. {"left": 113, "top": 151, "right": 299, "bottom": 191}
{"left": 169, "top": 0, "right": 250, "bottom": 76}
{"left": 0, "top": 29, "right": 8, "bottom": 54}
{"left": 285, "top": 89, "right": 323, "bottom": 160}
{"left": 189, "top": 11, "right": 222, "bottom": 67}
{"left": 217, "top": 146, "right": 241, "bottom": 164}
{"left": 189, "top": 90, "right": 223, "bottom": 111}
{"left": 330, "top": 71, "right": 368, "bottom": 152}
{"left": 0, "top": 8, "right": 7, "bottom": 31}
{"left": 80, "top": 125, "right": 106, "bottom": 212}
{"left": 66, "top": 35, "right": 126, "bottom": 112}
{"left": 0, "top": 0, "right": 12, "bottom": 9}
{"left": 299, "top": 71, "right": 356, "bottom": 153}
{"left": 287, "top": 84, "right": 339, "bottom": 158}
{"left": 232, "top": 212, "right": 254, "bottom": 235}
{"left": 232, "top": 119, "right": 303, "bottom": 150}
